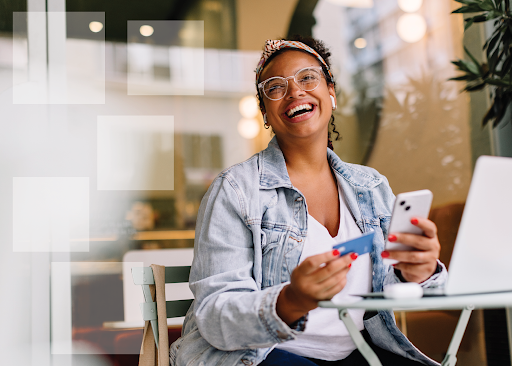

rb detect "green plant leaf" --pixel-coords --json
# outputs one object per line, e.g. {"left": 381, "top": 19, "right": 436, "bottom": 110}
{"left": 486, "top": 32, "right": 502, "bottom": 58}
{"left": 465, "top": 18, "right": 475, "bottom": 30}
{"left": 451, "top": 59, "right": 472, "bottom": 73}
{"left": 472, "top": 14, "right": 489, "bottom": 23}
{"left": 454, "top": 0, "right": 482, "bottom": 4}
{"left": 452, "top": 4, "right": 485, "bottom": 13}
{"left": 485, "top": 10, "right": 501, "bottom": 19}
{"left": 488, "top": 46, "right": 501, "bottom": 72}
{"left": 500, "top": 56, "right": 512, "bottom": 78}
{"left": 465, "top": 82, "right": 486, "bottom": 91}
{"left": 449, "top": 74, "right": 481, "bottom": 81}
{"left": 485, "top": 78, "right": 512, "bottom": 86}
{"left": 480, "top": 0, "right": 495, "bottom": 11}
{"left": 464, "top": 46, "right": 484, "bottom": 74}
{"left": 482, "top": 103, "right": 496, "bottom": 127}
{"left": 464, "top": 59, "right": 481, "bottom": 75}
{"left": 492, "top": 0, "right": 502, "bottom": 11}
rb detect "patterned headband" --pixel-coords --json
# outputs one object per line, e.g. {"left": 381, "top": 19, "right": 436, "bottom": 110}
{"left": 255, "top": 40, "right": 334, "bottom": 84}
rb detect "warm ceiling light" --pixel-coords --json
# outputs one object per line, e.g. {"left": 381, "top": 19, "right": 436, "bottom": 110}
{"left": 140, "top": 25, "right": 154, "bottom": 37}
{"left": 324, "top": 0, "right": 373, "bottom": 8}
{"left": 398, "top": 0, "right": 423, "bottom": 13}
{"left": 89, "top": 21, "right": 103, "bottom": 33}
{"left": 397, "top": 14, "right": 426, "bottom": 43}
{"left": 239, "top": 96, "right": 259, "bottom": 118}
{"left": 237, "top": 118, "right": 260, "bottom": 139}
{"left": 354, "top": 38, "right": 367, "bottom": 49}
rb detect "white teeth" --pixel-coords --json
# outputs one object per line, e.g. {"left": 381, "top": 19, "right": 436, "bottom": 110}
{"left": 286, "top": 104, "right": 313, "bottom": 117}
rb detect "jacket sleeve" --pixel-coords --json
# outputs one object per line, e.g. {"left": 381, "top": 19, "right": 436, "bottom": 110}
{"left": 384, "top": 260, "right": 448, "bottom": 288}
{"left": 189, "top": 173, "right": 304, "bottom": 351}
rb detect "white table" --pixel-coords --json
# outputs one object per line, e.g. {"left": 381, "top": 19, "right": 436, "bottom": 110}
{"left": 319, "top": 292, "right": 512, "bottom": 366}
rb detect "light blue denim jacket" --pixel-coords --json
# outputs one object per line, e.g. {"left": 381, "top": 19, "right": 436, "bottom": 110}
{"left": 170, "top": 137, "right": 447, "bottom": 366}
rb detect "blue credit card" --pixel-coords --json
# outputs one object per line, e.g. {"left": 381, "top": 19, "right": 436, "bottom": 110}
{"left": 333, "top": 232, "right": 375, "bottom": 256}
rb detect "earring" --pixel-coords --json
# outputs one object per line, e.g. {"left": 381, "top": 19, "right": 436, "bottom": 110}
{"left": 330, "top": 95, "right": 337, "bottom": 110}
{"left": 263, "top": 114, "right": 270, "bottom": 129}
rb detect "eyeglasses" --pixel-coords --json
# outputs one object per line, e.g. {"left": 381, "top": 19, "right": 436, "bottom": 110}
{"left": 258, "top": 66, "right": 325, "bottom": 101}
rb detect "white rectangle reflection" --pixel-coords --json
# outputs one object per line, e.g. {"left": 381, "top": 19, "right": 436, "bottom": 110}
{"left": 13, "top": 177, "right": 90, "bottom": 252}
{"left": 127, "top": 20, "right": 204, "bottom": 95}
{"left": 97, "top": 116, "right": 175, "bottom": 191}
{"left": 12, "top": 12, "right": 105, "bottom": 104}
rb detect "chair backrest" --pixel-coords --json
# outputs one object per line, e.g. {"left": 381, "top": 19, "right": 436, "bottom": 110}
{"left": 132, "top": 265, "right": 193, "bottom": 348}
{"left": 122, "top": 249, "right": 194, "bottom": 325}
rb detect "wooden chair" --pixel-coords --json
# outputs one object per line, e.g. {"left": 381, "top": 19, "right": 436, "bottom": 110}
{"left": 131, "top": 265, "right": 192, "bottom": 348}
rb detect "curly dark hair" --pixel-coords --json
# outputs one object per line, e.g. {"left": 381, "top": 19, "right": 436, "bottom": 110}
{"left": 256, "top": 35, "right": 341, "bottom": 150}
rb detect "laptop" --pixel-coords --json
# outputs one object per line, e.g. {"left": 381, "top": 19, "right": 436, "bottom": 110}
{"left": 361, "top": 155, "right": 512, "bottom": 298}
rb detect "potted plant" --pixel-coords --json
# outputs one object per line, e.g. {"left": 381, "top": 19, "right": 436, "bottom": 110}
{"left": 450, "top": 2, "right": 512, "bottom": 362}
{"left": 449, "top": 0, "right": 511, "bottom": 129}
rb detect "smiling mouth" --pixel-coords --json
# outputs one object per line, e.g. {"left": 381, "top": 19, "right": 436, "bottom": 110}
{"left": 286, "top": 103, "right": 314, "bottom": 119}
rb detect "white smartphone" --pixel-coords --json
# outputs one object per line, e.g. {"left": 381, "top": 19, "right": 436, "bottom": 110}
{"left": 384, "top": 189, "right": 433, "bottom": 265}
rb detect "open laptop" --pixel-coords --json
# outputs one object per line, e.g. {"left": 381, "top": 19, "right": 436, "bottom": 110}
{"left": 363, "top": 155, "right": 512, "bottom": 298}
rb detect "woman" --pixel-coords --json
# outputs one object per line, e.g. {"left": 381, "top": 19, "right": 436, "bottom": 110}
{"left": 170, "top": 36, "right": 447, "bottom": 366}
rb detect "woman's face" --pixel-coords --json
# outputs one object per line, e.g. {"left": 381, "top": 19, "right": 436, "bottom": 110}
{"left": 259, "top": 50, "right": 335, "bottom": 145}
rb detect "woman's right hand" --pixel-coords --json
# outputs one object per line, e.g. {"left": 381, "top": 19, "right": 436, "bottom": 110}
{"left": 276, "top": 249, "right": 357, "bottom": 326}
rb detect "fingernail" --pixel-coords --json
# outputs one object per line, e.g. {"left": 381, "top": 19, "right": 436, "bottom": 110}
{"left": 411, "top": 218, "right": 418, "bottom": 225}
{"left": 388, "top": 234, "right": 397, "bottom": 242}
{"left": 348, "top": 263, "right": 352, "bottom": 268}
{"left": 381, "top": 251, "right": 390, "bottom": 258}
{"left": 332, "top": 249, "right": 340, "bottom": 256}
{"left": 350, "top": 253, "right": 358, "bottom": 260}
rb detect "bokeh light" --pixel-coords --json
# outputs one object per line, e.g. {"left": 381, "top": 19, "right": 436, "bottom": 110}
{"left": 239, "top": 96, "right": 259, "bottom": 118}
{"left": 354, "top": 38, "right": 367, "bottom": 49}
{"left": 398, "top": 0, "right": 423, "bottom": 13}
{"left": 237, "top": 118, "right": 260, "bottom": 139}
{"left": 325, "top": 0, "right": 373, "bottom": 8}
{"left": 140, "top": 25, "right": 154, "bottom": 37}
{"left": 397, "top": 14, "right": 427, "bottom": 43}
{"left": 88, "top": 21, "right": 103, "bottom": 33}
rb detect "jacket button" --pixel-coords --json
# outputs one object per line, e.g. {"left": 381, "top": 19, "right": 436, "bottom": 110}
{"left": 296, "top": 197, "right": 303, "bottom": 201}
{"left": 241, "top": 360, "right": 253, "bottom": 365}
{"left": 358, "top": 193, "right": 363, "bottom": 198}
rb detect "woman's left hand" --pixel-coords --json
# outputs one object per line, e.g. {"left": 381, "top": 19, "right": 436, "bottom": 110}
{"left": 381, "top": 217, "right": 441, "bottom": 283}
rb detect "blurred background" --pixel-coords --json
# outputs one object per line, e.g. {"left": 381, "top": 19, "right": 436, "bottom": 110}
{"left": 0, "top": 0, "right": 511, "bottom": 365}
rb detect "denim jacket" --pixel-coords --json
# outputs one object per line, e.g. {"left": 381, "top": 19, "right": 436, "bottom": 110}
{"left": 170, "top": 137, "right": 447, "bottom": 366}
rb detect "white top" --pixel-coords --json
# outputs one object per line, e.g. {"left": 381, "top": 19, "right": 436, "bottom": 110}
{"left": 276, "top": 179, "right": 372, "bottom": 361}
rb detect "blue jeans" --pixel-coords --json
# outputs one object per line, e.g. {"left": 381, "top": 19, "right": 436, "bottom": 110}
{"left": 259, "top": 330, "right": 425, "bottom": 366}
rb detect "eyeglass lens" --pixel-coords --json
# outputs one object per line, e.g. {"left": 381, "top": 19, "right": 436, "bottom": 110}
{"left": 263, "top": 68, "right": 322, "bottom": 100}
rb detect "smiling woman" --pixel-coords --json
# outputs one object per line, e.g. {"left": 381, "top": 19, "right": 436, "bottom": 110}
{"left": 169, "top": 36, "right": 447, "bottom": 366}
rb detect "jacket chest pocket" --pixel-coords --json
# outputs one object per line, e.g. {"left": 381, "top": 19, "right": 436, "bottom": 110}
{"left": 260, "top": 229, "right": 286, "bottom": 289}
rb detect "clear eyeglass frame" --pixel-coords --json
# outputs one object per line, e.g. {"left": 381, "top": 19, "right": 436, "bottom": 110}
{"left": 257, "top": 66, "right": 325, "bottom": 101}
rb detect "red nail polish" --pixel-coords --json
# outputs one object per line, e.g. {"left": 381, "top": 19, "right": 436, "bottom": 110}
{"left": 348, "top": 263, "right": 352, "bottom": 268}
{"left": 350, "top": 253, "right": 358, "bottom": 260}
{"left": 381, "top": 251, "right": 390, "bottom": 258}
{"left": 388, "top": 234, "right": 397, "bottom": 242}
{"left": 411, "top": 218, "right": 418, "bottom": 225}
{"left": 332, "top": 249, "right": 340, "bottom": 256}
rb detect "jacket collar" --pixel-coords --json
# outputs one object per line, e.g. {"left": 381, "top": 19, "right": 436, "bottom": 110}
{"left": 259, "top": 136, "right": 383, "bottom": 190}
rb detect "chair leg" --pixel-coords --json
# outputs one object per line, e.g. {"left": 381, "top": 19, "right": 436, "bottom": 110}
{"left": 339, "top": 309, "right": 383, "bottom": 366}
{"left": 441, "top": 305, "right": 474, "bottom": 366}
{"left": 506, "top": 307, "right": 512, "bottom": 366}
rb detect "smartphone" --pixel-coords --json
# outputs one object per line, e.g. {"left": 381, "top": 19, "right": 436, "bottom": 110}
{"left": 384, "top": 189, "right": 433, "bottom": 265}
{"left": 333, "top": 232, "right": 374, "bottom": 257}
